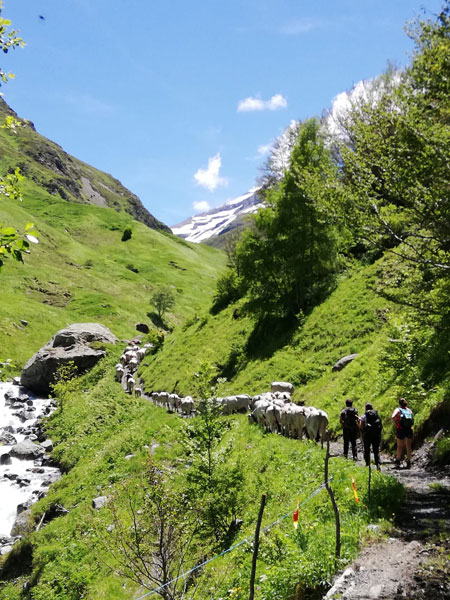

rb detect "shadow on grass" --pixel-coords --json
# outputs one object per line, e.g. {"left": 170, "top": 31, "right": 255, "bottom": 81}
{"left": 146, "top": 311, "right": 171, "bottom": 332}
{"left": 245, "top": 313, "right": 300, "bottom": 360}
{"left": 217, "top": 313, "right": 300, "bottom": 380}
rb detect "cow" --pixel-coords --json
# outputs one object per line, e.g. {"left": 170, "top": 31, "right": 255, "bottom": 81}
{"left": 180, "top": 396, "right": 194, "bottom": 416}
{"left": 126, "top": 376, "right": 135, "bottom": 395}
{"left": 305, "top": 407, "right": 329, "bottom": 447}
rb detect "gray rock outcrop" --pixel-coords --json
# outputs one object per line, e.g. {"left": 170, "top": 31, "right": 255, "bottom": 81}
{"left": 92, "top": 496, "right": 109, "bottom": 510}
{"left": 0, "top": 430, "right": 17, "bottom": 445}
{"left": 10, "top": 509, "right": 33, "bottom": 537}
{"left": 332, "top": 353, "right": 359, "bottom": 372}
{"left": 21, "top": 323, "right": 118, "bottom": 394}
{"left": 10, "top": 439, "right": 45, "bottom": 460}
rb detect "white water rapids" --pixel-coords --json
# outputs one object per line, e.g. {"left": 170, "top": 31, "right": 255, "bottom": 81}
{"left": 0, "top": 381, "right": 60, "bottom": 550}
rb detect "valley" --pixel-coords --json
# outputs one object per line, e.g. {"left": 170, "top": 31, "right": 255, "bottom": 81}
{"left": 1, "top": 3, "right": 449, "bottom": 599}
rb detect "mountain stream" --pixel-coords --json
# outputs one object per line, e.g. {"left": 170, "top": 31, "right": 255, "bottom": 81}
{"left": 0, "top": 381, "right": 60, "bottom": 554}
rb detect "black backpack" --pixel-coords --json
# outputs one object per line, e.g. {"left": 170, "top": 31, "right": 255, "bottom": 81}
{"left": 342, "top": 407, "right": 358, "bottom": 430}
{"left": 365, "top": 409, "right": 382, "bottom": 433}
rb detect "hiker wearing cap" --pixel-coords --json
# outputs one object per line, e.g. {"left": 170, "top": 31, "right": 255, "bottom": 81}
{"left": 340, "top": 399, "right": 359, "bottom": 461}
{"left": 392, "top": 398, "right": 414, "bottom": 469}
{"left": 358, "top": 403, "right": 382, "bottom": 471}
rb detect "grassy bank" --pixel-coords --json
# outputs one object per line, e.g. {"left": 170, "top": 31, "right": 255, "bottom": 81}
{"left": 0, "top": 350, "right": 404, "bottom": 600}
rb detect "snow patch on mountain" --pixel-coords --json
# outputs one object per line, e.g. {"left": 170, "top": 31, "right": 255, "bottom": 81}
{"left": 172, "top": 187, "right": 263, "bottom": 243}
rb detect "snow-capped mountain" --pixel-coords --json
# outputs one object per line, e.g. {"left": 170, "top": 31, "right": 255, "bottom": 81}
{"left": 172, "top": 75, "right": 399, "bottom": 246}
{"left": 171, "top": 187, "right": 263, "bottom": 244}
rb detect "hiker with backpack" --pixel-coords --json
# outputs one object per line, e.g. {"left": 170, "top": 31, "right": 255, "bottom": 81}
{"left": 358, "top": 403, "right": 383, "bottom": 471}
{"left": 340, "top": 399, "right": 359, "bottom": 460}
{"left": 392, "top": 397, "right": 414, "bottom": 469}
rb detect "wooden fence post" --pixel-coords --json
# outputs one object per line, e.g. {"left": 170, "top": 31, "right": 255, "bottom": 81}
{"left": 248, "top": 494, "right": 266, "bottom": 600}
{"left": 325, "top": 437, "right": 341, "bottom": 562}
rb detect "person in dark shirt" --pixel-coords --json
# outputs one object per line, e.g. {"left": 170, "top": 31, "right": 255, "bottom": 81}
{"left": 340, "top": 399, "right": 359, "bottom": 460}
{"left": 358, "top": 403, "right": 383, "bottom": 471}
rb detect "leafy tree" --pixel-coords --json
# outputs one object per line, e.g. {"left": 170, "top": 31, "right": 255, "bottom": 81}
{"left": 341, "top": 3, "right": 450, "bottom": 278}
{"left": 151, "top": 286, "right": 175, "bottom": 320}
{"left": 235, "top": 118, "right": 340, "bottom": 318}
{"left": 337, "top": 2, "right": 450, "bottom": 393}
{"left": 96, "top": 460, "right": 199, "bottom": 600}
{"left": 183, "top": 363, "right": 244, "bottom": 545}
{"left": 50, "top": 362, "right": 79, "bottom": 414}
{"left": 0, "top": 1, "right": 25, "bottom": 89}
{"left": 0, "top": 4, "right": 38, "bottom": 270}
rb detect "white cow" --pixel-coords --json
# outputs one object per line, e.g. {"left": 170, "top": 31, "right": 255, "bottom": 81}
{"left": 168, "top": 394, "right": 180, "bottom": 412}
{"left": 265, "top": 404, "right": 281, "bottom": 434}
{"left": 137, "top": 348, "right": 147, "bottom": 362}
{"left": 126, "top": 376, "right": 135, "bottom": 394}
{"left": 158, "top": 392, "right": 169, "bottom": 409}
{"left": 180, "top": 396, "right": 194, "bottom": 416}
{"left": 124, "top": 350, "right": 136, "bottom": 364}
{"left": 290, "top": 405, "right": 307, "bottom": 439}
{"left": 128, "top": 357, "right": 139, "bottom": 372}
{"left": 220, "top": 395, "right": 250, "bottom": 415}
{"left": 305, "top": 407, "right": 329, "bottom": 446}
{"left": 248, "top": 399, "right": 270, "bottom": 428}
{"left": 115, "top": 364, "right": 124, "bottom": 382}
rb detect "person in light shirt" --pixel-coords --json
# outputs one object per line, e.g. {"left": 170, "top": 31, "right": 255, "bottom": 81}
{"left": 392, "top": 397, "right": 414, "bottom": 469}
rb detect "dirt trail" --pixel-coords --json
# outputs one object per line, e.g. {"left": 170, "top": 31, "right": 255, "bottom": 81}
{"left": 324, "top": 440, "right": 450, "bottom": 599}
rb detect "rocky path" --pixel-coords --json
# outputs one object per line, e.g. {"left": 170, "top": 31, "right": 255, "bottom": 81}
{"left": 324, "top": 440, "right": 450, "bottom": 599}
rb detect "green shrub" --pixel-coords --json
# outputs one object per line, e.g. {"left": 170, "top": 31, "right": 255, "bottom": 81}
{"left": 433, "top": 433, "right": 450, "bottom": 466}
{"left": 211, "top": 269, "right": 243, "bottom": 314}
{"left": 121, "top": 226, "right": 132, "bottom": 242}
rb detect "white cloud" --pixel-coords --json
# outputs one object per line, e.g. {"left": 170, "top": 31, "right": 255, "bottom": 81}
{"left": 237, "top": 93, "right": 287, "bottom": 112}
{"left": 257, "top": 143, "right": 272, "bottom": 156}
{"left": 280, "top": 19, "right": 314, "bottom": 35}
{"left": 194, "top": 153, "right": 228, "bottom": 192}
{"left": 193, "top": 200, "right": 211, "bottom": 212}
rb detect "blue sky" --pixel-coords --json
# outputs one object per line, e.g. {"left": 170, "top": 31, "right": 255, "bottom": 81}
{"left": 2, "top": 0, "right": 443, "bottom": 226}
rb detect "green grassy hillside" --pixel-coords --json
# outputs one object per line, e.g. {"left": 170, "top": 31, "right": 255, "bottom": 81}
{"left": 0, "top": 351, "right": 404, "bottom": 600}
{"left": 139, "top": 258, "right": 449, "bottom": 450}
{"left": 0, "top": 186, "right": 225, "bottom": 367}
{"left": 0, "top": 100, "right": 227, "bottom": 368}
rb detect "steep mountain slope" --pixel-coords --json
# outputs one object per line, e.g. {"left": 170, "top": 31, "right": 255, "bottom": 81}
{"left": 0, "top": 99, "right": 170, "bottom": 233}
{"left": 171, "top": 187, "right": 263, "bottom": 245}
{"left": 0, "top": 102, "right": 226, "bottom": 368}
{"left": 139, "top": 256, "right": 448, "bottom": 444}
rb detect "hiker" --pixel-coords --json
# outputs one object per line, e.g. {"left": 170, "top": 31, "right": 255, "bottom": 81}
{"left": 358, "top": 403, "right": 382, "bottom": 471}
{"left": 392, "top": 397, "right": 414, "bottom": 469}
{"left": 340, "top": 398, "right": 359, "bottom": 460}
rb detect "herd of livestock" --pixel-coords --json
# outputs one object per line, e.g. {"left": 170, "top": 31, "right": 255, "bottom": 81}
{"left": 115, "top": 340, "right": 329, "bottom": 444}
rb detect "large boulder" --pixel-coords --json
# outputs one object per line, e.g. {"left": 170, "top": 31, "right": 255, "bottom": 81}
{"left": 21, "top": 323, "right": 118, "bottom": 394}
{"left": 271, "top": 381, "right": 294, "bottom": 395}
{"left": 10, "top": 509, "right": 33, "bottom": 537}
{"left": 10, "top": 439, "right": 45, "bottom": 460}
